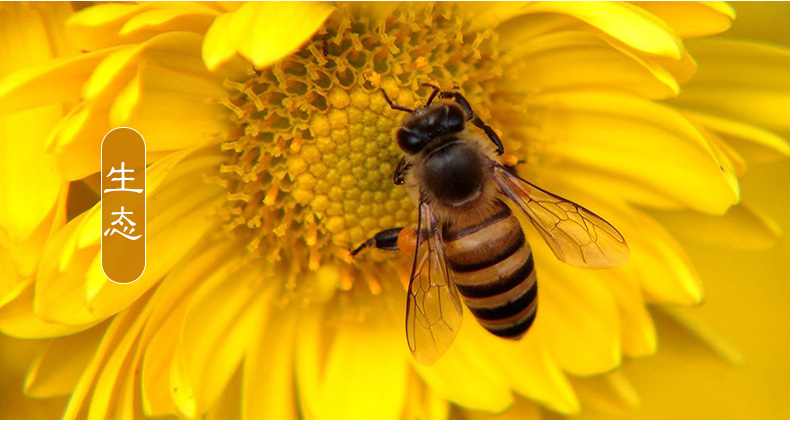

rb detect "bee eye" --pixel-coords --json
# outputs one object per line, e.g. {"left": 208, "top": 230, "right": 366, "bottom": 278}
{"left": 397, "top": 128, "right": 424, "bottom": 154}
{"left": 446, "top": 105, "right": 465, "bottom": 132}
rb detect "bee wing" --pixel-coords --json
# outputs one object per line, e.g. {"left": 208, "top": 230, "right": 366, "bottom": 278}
{"left": 493, "top": 165, "right": 630, "bottom": 268}
{"left": 406, "top": 198, "right": 464, "bottom": 366}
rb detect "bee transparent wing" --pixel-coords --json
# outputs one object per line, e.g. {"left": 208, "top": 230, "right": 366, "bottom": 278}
{"left": 406, "top": 198, "right": 464, "bottom": 366}
{"left": 493, "top": 165, "right": 630, "bottom": 268}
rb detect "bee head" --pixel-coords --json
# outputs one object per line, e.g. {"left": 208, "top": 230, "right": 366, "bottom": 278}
{"left": 397, "top": 103, "right": 466, "bottom": 154}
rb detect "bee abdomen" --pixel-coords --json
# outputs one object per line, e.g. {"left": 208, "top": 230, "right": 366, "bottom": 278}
{"left": 444, "top": 200, "right": 538, "bottom": 339}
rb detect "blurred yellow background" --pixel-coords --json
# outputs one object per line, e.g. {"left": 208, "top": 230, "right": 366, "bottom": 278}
{"left": 579, "top": 3, "right": 790, "bottom": 418}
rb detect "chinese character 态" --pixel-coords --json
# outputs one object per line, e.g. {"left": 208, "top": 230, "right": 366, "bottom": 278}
{"left": 103, "top": 162, "right": 143, "bottom": 193}
{"left": 104, "top": 206, "right": 142, "bottom": 240}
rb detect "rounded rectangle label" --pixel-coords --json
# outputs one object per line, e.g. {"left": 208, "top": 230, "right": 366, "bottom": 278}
{"left": 101, "top": 127, "right": 146, "bottom": 284}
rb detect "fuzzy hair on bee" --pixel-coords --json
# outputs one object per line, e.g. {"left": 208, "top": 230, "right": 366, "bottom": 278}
{"left": 352, "top": 84, "right": 630, "bottom": 365}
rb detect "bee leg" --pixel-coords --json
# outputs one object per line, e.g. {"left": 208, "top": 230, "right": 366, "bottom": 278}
{"left": 393, "top": 157, "right": 411, "bottom": 185}
{"left": 380, "top": 89, "right": 414, "bottom": 114}
{"left": 350, "top": 227, "right": 404, "bottom": 257}
{"left": 440, "top": 91, "right": 504, "bottom": 155}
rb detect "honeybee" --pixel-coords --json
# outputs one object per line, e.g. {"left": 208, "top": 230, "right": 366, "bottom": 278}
{"left": 352, "top": 84, "right": 630, "bottom": 365}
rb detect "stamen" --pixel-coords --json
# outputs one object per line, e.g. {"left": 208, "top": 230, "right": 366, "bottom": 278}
{"left": 216, "top": 4, "right": 504, "bottom": 290}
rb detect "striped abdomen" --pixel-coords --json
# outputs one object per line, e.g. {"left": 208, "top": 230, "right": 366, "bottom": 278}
{"left": 443, "top": 199, "right": 537, "bottom": 339}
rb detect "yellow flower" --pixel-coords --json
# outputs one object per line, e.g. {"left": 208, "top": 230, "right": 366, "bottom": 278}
{"left": 0, "top": 1, "right": 787, "bottom": 419}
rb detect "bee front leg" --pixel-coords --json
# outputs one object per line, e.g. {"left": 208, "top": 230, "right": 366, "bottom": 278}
{"left": 393, "top": 157, "right": 411, "bottom": 185}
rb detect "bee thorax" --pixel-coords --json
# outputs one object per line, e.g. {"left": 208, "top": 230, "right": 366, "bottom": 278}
{"left": 423, "top": 141, "right": 485, "bottom": 207}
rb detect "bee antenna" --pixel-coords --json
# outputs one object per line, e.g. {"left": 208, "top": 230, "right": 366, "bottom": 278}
{"left": 380, "top": 89, "right": 414, "bottom": 114}
{"left": 420, "top": 83, "right": 441, "bottom": 106}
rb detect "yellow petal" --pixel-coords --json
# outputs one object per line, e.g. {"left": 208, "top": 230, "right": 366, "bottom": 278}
{"left": 62, "top": 298, "right": 147, "bottom": 420}
{"left": 521, "top": 1, "right": 683, "bottom": 58}
{"left": 476, "top": 322, "right": 580, "bottom": 414}
{"left": 173, "top": 266, "right": 265, "bottom": 417}
{"left": 571, "top": 371, "right": 640, "bottom": 414}
{"left": 86, "top": 327, "right": 141, "bottom": 419}
{"left": 650, "top": 203, "right": 783, "bottom": 250}
{"left": 0, "top": 107, "right": 63, "bottom": 242}
{"left": 507, "top": 30, "right": 679, "bottom": 99}
{"left": 0, "top": 282, "right": 96, "bottom": 339}
{"left": 202, "top": 12, "right": 240, "bottom": 72}
{"left": 0, "top": 247, "right": 22, "bottom": 306}
{"left": 462, "top": 2, "right": 531, "bottom": 32}
{"left": 402, "top": 371, "right": 450, "bottom": 419}
{"left": 140, "top": 240, "right": 238, "bottom": 417}
{"left": 637, "top": 1, "right": 734, "bottom": 38}
{"left": 242, "top": 306, "right": 299, "bottom": 419}
{"left": 0, "top": 49, "right": 116, "bottom": 115}
{"left": 681, "top": 108, "right": 790, "bottom": 164}
{"left": 109, "top": 70, "right": 231, "bottom": 152}
{"left": 525, "top": 89, "right": 739, "bottom": 214}
{"left": 34, "top": 153, "right": 225, "bottom": 325}
{"left": 602, "top": 269, "right": 657, "bottom": 358}
{"left": 142, "top": 296, "right": 186, "bottom": 417}
{"left": 229, "top": 1, "right": 335, "bottom": 70}
{"left": 414, "top": 316, "right": 514, "bottom": 412}
{"left": 657, "top": 306, "right": 743, "bottom": 365}
{"left": 119, "top": 7, "right": 218, "bottom": 42}
{"left": 627, "top": 212, "right": 704, "bottom": 305}
{"left": 649, "top": 48, "right": 698, "bottom": 86}
{"left": 297, "top": 292, "right": 409, "bottom": 419}
{"left": 83, "top": 31, "right": 224, "bottom": 104}
{"left": 671, "top": 39, "right": 790, "bottom": 134}
{"left": 66, "top": 3, "right": 145, "bottom": 50}
{"left": 0, "top": 184, "right": 67, "bottom": 304}
{"left": 45, "top": 103, "right": 107, "bottom": 181}
{"left": 72, "top": 0, "right": 229, "bottom": 54}
{"left": 465, "top": 396, "right": 541, "bottom": 419}
{"left": 531, "top": 240, "right": 621, "bottom": 376}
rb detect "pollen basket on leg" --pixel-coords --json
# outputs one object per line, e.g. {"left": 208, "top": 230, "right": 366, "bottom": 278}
{"left": 217, "top": 5, "right": 504, "bottom": 273}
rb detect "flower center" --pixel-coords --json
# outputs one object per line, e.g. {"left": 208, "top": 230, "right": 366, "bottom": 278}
{"left": 218, "top": 4, "right": 503, "bottom": 278}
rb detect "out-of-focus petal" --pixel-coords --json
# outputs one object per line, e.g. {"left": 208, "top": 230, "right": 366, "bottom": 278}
{"left": 242, "top": 306, "right": 299, "bottom": 419}
{"left": 34, "top": 153, "right": 225, "bottom": 325}
{"left": 531, "top": 240, "right": 622, "bottom": 376}
{"left": 571, "top": 371, "right": 640, "bottom": 414}
{"left": 671, "top": 39, "right": 790, "bottom": 134}
{"left": 682, "top": 109, "right": 790, "bottom": 164}
{"left": 202, "top": 12, "right": 240, "bottom": 72}
{"left": 0, "top": 49, "right": 116, "bottom": 115}
{"left": 0, "top": 108, "right": 63, "bottom": 242}
{"left": 61, "top": 298, "right": 147, "bottom": 420}
{"left": 171, "top": 266, "right": 264, "bottom": 417}
{"left": 651, "top": 203, "right": 783, "bottom": 250}
{"left": 520, "top": 2, "right": 683, "bottom": 58}
{"left": 524, "top": 89, "right": 739, "bottom": 214}
{"left": 24, "top": 325, "right": 105, "bottom": 398}
{"left": 506, "top": 30, "right": 680, "bottom": 99}
{"left": 636, "top": 1, "right": 734, "bottom": 38}
{"left": 402, "top": 371, "right": 450, "bottom": 419}
{"left": 139, "top": 240, "right": 238, "bottom": 417}
{"left": 627, "top": 212, "right": 704, "bottom": 305}
{"left": 118, "top": 7, "right": 218, "bottom": 42}
{"left": 413, "top": 315, "right": 514, "bottom": 413}
{"left": 296, "top": 292, "right": 409, "bottom": 419}
{"left": 476, "top": 322, "right": 580, "bottom": 414}
{"left": 223, "top": 2, "right": 335, "bottom": 70}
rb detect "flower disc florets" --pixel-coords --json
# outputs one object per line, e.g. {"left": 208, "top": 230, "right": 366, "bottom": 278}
{"left": 219, "top": 5, "right": 505, "bottom": 277}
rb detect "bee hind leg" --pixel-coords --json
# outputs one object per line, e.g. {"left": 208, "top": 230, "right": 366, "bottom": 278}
{"left": 350, "top": 227, "right": 404, "bottom": 257}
